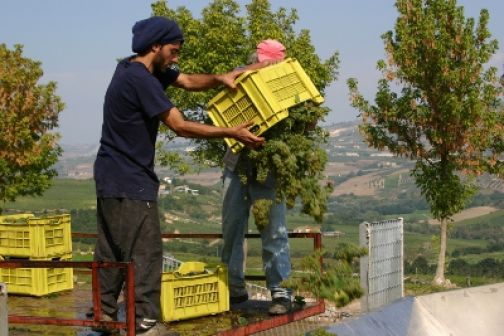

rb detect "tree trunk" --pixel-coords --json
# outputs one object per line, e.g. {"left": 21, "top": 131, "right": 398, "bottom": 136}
{"left": 433, "top": 219, "right": 448, "bottom": 286}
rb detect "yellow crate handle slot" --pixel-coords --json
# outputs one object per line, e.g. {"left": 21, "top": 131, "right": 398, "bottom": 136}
{"left": 249, "top": 124, "right": 260, "bottom": 134}
{"left": 175, "top": 261, "right": 207, "bottom": 276}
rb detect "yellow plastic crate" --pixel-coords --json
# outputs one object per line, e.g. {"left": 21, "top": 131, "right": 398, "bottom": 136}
{"left": 207, "top": 58, "right": 324, "bottom": 153}
{"left": 160, "top": 262, "right": 229, "bottom": 322}
{"left": 0, "top": 257, "right": 74, "bottom": 296}
{"left": 0, "top": 214, "right": 72, "bottom": 259}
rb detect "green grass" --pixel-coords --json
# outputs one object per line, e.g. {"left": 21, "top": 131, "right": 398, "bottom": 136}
{"left": 4, "top": 176, "right": 504, "bottom": 284}
{"left": 384, "top": 174, "right": 399, "bottom": 190}
{"left": 387, "top": 210, "right": 431, "bottom": 223}
{"left": 404, "top": 232, "right": 489, "bottom": 259}
{"left": 457, "top": 251, "right": 504, "bottom": 263}
{"left": 404, "top": 274, "right": 503, "bottom": 296}
{"left": 3, "top": 178, "right": 96, "bottom": 212}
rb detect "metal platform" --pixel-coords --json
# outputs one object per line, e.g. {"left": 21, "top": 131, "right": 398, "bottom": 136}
{"left": 2, "top": 232, "right": 325, "bottom": 335}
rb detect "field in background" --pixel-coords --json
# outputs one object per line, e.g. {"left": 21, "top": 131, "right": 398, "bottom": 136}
{"left": 4, "top": 178, "right": 504, "bottom": 273}
{"left": 3, "top": 178, "right": 96, "bottom": 211}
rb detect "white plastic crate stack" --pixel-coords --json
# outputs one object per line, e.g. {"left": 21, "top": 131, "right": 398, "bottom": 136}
{"left": 359, "top": 218, "right": 404, "bottom": 312}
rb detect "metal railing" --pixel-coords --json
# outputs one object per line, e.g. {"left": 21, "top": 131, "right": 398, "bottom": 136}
{"left": 3, "top": 231, "right": 324, "bottom": 336}
{"left": 0, "top": 259, "right": 136, "bottom": 335}
{"left": 158, "top": 232, "right": 325, "bottom": 336}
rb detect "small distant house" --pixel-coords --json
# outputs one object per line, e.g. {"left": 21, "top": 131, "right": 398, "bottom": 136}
{"left": 293, "top": 225, "right": 321, "bottom": 233}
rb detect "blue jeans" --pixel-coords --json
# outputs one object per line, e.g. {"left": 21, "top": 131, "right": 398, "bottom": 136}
{"left": 221, "top": 167, "right": 291, "bottom": 294}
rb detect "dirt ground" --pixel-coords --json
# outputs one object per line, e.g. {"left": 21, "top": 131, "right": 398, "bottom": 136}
{"left": 181, "top": 162, "right": 364, "bottom": 189}
{"left": 324, "top": 162, "right": 361, "bottom": 177}
{"left": 331, "top": 172, "right": 383, "bottom": 197}
{"left": 428, "top": 206, "right": 500, "bottom": 224}
{"left": 181, "top": 171, "right": 222, "bottom": 186}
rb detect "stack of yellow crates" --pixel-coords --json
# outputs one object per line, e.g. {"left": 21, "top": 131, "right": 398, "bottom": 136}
{"left": 0, "top": 214, "right": 74, "bottom": 296}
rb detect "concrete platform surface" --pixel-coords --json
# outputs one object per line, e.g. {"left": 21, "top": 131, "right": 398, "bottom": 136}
{"left": 324, "top": 282, "right": 504, "bottom": 336}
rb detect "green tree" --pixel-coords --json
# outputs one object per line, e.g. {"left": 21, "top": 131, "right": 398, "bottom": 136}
{"left": 151, "top": 0, "right": 339, "bottom": 223}
{"left": 282, "top": 243, "right": 367, "bottom": 307}
{"left": 348, "top": 0, "right": 503, "bottom": 286}
{"left": 0, "top": 44, "right": 64, "bottom": 214}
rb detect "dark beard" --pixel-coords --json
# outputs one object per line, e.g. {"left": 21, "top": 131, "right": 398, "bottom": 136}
{"left": 152, "top": 52, "right": 166, "bottom": 73}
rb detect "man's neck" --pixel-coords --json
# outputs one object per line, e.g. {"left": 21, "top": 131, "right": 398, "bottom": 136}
{"left": 131, "top": 54, "right": 154, "bottom": 73}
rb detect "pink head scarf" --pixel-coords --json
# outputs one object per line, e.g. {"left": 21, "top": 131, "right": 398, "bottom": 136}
{"left": 256, "top": 39, "right": 286, "bottom": 62}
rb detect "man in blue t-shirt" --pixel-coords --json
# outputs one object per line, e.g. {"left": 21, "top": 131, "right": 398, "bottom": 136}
{"left": 93, "top": 16, "right": 264, "bottom": 336}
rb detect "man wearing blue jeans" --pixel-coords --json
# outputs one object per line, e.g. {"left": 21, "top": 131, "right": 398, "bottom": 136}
{"left": 221, "top": 40, "right": 292, "bottom": 315}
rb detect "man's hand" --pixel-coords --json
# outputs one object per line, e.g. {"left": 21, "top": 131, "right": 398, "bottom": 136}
{"left": 160, "top": 107, "right": 264, "bottom": 148}
{"left": 219, "top": 60, "right": 283, "bottom": 89}
{"left": 230, "top": 121, "right": 265, "bottom": 149}
{"left": 218, "top": 69, "right": 245, "bottom": 90}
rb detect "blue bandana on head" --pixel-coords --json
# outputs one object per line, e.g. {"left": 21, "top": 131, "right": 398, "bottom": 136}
{"left": 132, "top": 16, "right": 184, "bottom": 54}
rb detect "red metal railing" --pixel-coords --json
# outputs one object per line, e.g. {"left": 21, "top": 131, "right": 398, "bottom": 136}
{"left": 161, "top": 232, "right": 326, "bottom": 335}
{"left": 0, "top": 259, "right": 136, "bottom": 336}
{"left": 3, "top": 231, "right": 324, "bottom": 335}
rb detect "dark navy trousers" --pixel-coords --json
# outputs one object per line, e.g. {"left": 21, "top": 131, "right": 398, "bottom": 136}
{"left": 94, "top": 198, "right": 162, "bottom": 323}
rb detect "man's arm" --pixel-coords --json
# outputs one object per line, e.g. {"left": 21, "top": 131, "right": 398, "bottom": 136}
{"left": 173, "top": 60, "right": 279, "bottom": 91}
{"left": 159, "top": 106, "right": 265, "bottom": 148}
{"left": 241, "top": 59, "right": 280, "bottom": 71}
{"left": 172, "top": 68, "right": 244, "bottom": 91}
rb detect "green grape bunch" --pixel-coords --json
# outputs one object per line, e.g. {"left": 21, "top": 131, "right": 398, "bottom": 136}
{"left": 150, "top": 0, "right": 340, "bottom": 229}
{"left": 251, "top": 199, "right": 273, "bottom": 231}
{"left": 281, "top": 244, "right": 367, "bottom": 307}
{"left": 243, "top": 102, "right": 335, "bottom": 228}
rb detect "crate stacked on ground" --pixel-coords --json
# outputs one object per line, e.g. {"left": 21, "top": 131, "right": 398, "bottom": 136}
{"left": 0, "top": 214, "right": 73, "bottom": 296}
{"left": 207, "top": 58, "right": 324, "bottom": 153}
{"left": 160, "top": 261, "right": 229, "bottom": 322}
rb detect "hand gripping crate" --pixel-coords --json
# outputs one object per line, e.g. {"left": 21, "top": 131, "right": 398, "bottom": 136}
{"left": 160, "top": 262, "right": 229, "bottom": 322}
{"left": 0, "top": 214, "right": 72, "bottom": 259}
{"left": 0, "top": 256, "right": 74, "bottom": 297}
{"left": 207, "top": 58, "right": 324, "bottom": 153}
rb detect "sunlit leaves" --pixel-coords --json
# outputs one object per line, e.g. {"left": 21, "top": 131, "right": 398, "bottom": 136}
{"left": 151, "top": 0, "right": 339, "bottom": 223}
{"left": 282, "top": 243, "right": 367, "bottom": 307}
{"left": 347, "top": 0, "right": 503, "bottom": 286}
{"left": 0, "top": 44, "right": 63, "bottom": 212}
{"left": 347, "top": 0, "right": 503, "bottom": 222}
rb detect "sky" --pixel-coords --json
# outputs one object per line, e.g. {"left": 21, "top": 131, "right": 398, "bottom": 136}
{"left": 1, "top": 0, "right": 503, "bottom": 145}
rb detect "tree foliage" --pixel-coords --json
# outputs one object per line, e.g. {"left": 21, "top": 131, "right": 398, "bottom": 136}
{"left": 347, "top": 0, "right": 503, "bottom": 285}
{"left": 282, "top": 243, "right": 367, "bottom": 307}
{"left": 0, "top": 44, "right": 64, "bottom": 213}
{"left": 151, "top": 0, "right": 339, "bottom": 223}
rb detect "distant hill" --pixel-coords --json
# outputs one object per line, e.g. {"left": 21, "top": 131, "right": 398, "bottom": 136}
{"left": 55, "top": 120, "right": 504, "bottom": 196}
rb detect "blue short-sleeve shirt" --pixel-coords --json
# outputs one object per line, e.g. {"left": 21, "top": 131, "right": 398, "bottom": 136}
{"left": 94, "top": 57, "right": 179, "bottom": 201}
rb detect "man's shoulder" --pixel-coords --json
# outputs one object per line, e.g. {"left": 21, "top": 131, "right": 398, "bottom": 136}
{"left": 115, "top": 58, "right": 151, "bottom": 79}
{"left": 111, "top": 61, "right": 158, "bottom": 91}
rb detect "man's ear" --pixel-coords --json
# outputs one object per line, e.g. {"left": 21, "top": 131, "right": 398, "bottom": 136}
{"left": 151, "top": 44, "right": 162, "bottom": 53}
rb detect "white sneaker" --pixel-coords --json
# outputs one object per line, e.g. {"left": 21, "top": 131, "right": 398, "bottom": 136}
{"left": 136, "top": 321, "right": 180, "bottom": 336}
{"left": 268, "top": 297, "right": 292, "bottom": 315}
